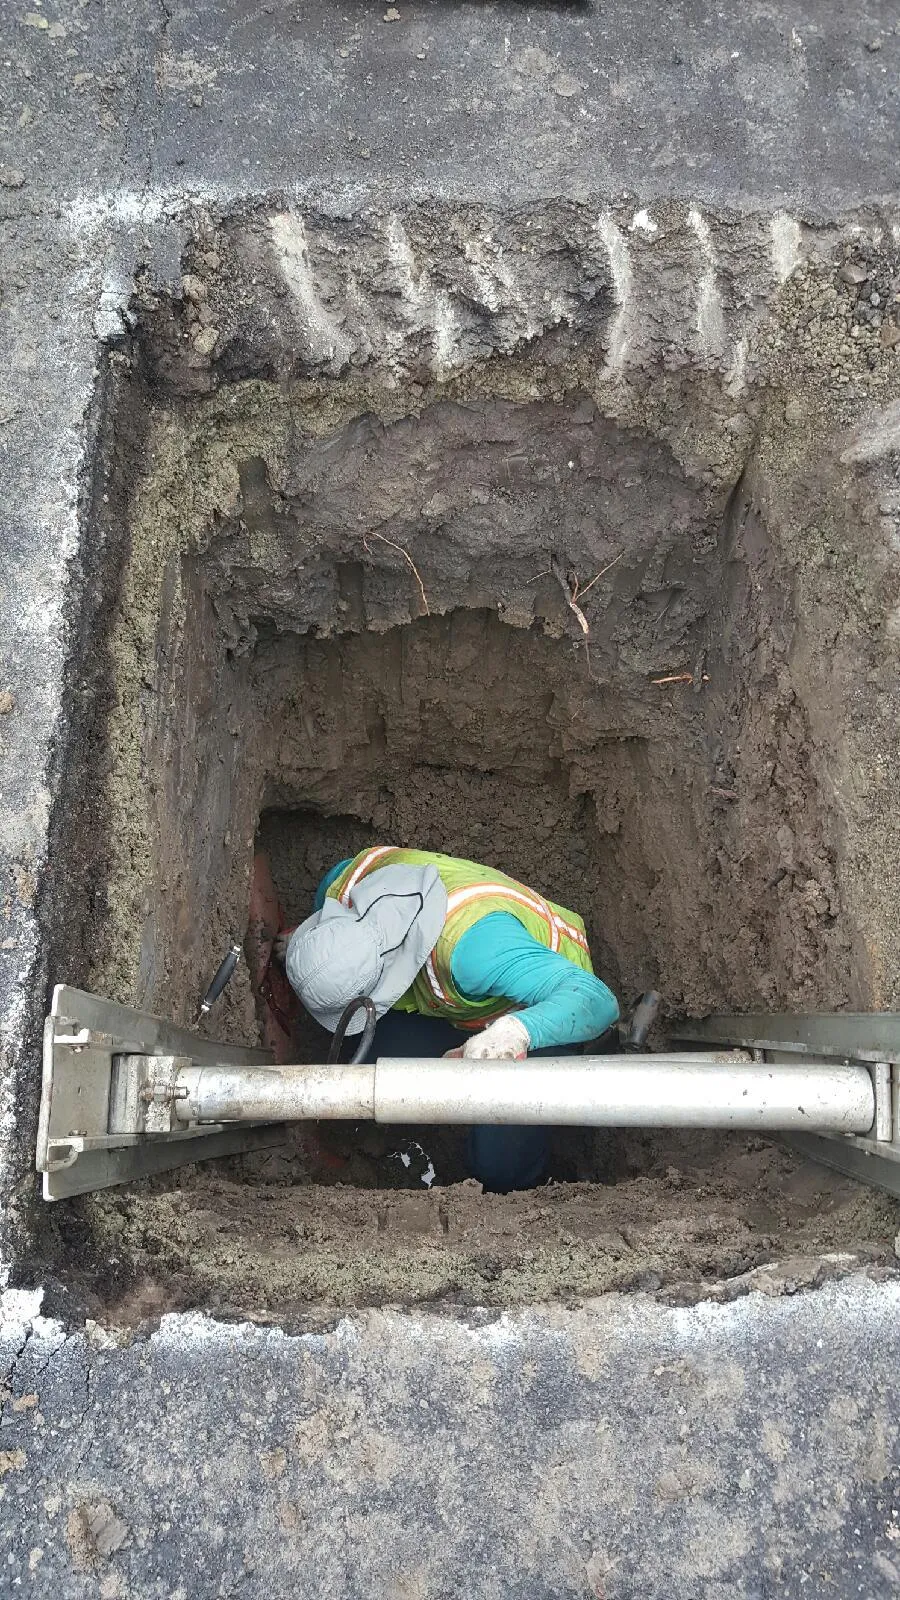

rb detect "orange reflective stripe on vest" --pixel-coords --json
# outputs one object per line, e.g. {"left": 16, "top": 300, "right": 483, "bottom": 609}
{"left": 327, "top": 845, "right": 593, "bottom": 1027}
{"left": 444, "top": 882, "right": 590, "bottom": 958}
{"left": 446, "top": 882, "right": 561, "bottom": 952}
{"left": 423, "top": 950, "right": 451, "bottom": 1004}
{"left": 338, "top": 844, "right": 395, "bottom": 904}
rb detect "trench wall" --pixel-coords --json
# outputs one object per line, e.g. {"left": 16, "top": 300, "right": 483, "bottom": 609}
{"left": 43, "top": 203, "right": 900, "bottom": 1056}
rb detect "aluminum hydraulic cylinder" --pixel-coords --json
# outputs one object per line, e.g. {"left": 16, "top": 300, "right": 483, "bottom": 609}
{"left": 174, "top": 1054, "right": 875, "bottom": 1134}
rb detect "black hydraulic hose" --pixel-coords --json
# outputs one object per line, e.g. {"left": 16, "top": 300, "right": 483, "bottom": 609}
{"left": 328, "top": 996, "right": 378, "bottom": 1066}
{"left": 196, "top": 941, "right": 243, "bottom": 1023}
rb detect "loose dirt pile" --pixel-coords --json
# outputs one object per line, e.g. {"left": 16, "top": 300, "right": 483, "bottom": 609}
{"left": 52, "top": 1132, "right": 899, "bottom": 1324}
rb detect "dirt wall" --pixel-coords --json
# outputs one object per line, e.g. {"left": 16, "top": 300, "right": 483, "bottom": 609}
{"left": 30, "top": 201, "right": 900, "bottom": 1310}
{"left": 53, "top": 209, "right": 898, "bottom": 1042}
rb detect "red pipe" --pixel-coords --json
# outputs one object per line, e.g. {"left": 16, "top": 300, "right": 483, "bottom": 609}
{"left": 245, "top": 851, "right": 348, "bottom": 1175}
{"left": 245, "top": 850, "right": 299, "bottom": 1065}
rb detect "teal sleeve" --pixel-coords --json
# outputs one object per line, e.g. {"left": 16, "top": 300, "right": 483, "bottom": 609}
{"left": 450, "top": 912, "right": 619, "bottom": 1051}
{"left": 314, "top": 859, "right": 353, "bottom": 911}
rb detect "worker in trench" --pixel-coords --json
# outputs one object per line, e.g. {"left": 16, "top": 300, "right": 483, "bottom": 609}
{"left": 277, "top": 845, "right": 619, "bottom": 1192}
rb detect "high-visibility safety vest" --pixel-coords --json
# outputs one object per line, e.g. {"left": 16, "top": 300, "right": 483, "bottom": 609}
{"left": 326, "top": 846, "right": 594, "bottom": 1029}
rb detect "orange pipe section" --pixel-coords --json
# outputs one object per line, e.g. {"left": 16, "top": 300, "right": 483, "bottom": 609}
{"left": 245, "top": 850, "right": 298, "bottom": 1064}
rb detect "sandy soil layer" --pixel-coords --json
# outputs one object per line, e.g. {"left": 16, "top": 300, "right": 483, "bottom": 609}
{"left": 43, "top": 1132, "right": 899, "bottom": 1323}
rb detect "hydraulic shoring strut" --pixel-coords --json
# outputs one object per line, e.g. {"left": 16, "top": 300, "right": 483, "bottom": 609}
{"left": 165, "top": 1053, "right": 874, "bottom": 1132}
{"left": 37, "top": 986, "right": 900, "bottom": 1202}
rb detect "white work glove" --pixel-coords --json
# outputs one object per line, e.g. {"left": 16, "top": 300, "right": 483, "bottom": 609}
{"left": 462, "top": 1014, "right": 530, "bottom": 1061}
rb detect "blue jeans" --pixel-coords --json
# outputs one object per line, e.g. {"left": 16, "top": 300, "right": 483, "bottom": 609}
{"left": 365, "top": 1010, "right": 582, "bottom": 1193}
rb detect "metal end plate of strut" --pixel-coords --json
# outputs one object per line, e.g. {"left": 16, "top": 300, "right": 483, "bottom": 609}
{"left": 672, "top": 1010, "right": 900, "bottom": 1200}
{"left": 672, "top": 1010, "right": 900, "bottom": 1064}
{"left": 38, "top": 988, "right": 900, "bottom": 1203}
{"left": 38, "top": 986, "right": 285, "bottom": 1202}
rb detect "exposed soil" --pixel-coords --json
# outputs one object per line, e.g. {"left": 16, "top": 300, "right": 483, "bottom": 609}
{"left": 52, "top": 1132, "right": 899, "bottom": 1324}
{"left": 33, "top": 205, "right": 900, "bottom": 1313}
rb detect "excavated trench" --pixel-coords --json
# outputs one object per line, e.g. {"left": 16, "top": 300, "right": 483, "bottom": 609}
{"left": 35, "top": 206, "right": 900, "bottom": 1320}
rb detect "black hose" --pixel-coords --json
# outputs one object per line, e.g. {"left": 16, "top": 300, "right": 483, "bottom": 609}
{"left": 327, "top": 996, "right": 378, "bottom": 1066}
{"left": 196, "top": 942, "right": 243, "bottom": 1022}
